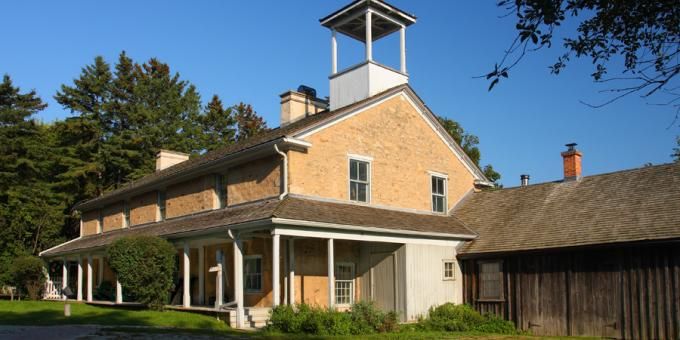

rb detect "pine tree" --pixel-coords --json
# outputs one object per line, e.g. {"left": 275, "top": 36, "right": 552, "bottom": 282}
{"left": 199, "top": 95, "right": 237, "bottom": 151}
{"left": 234, "top": 102, "right": 267, "bottom": 142}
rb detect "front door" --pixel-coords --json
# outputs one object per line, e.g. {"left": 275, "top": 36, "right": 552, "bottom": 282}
{"left": 370, "top": 252, "right": 396, "bottom": 312}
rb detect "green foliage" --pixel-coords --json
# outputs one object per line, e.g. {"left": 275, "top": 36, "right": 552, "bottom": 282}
{"left": 9, "top": 256, "right": 46, "bottom": 300}
{"left": 267, "top": 302, "right": 397, "bottom": 336}
{"left": 94, "top": 280, "right": 115, "bottom": 301}
{"left": 107, "top": 236, "right": 176, "bottom": 310}
{"left": 0, "top": 75, "right": 66, "bottom": 268}
{"left": 437, "top": 116, "right": 502, "bottom": 186}
{"left": 418, "top": 303, "right": 519, "bottom": 335}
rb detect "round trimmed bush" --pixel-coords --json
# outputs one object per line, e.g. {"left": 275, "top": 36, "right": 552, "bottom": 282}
{"left": 10, "top": 255, "right": 46, "bottom": 300}
{"left": 107, "top": 235, "right": 176, "bottom": 310}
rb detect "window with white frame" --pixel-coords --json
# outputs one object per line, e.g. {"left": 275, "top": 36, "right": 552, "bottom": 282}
{"left": 244, "top": 255, "right": 262, "bottom": 292}
{"left": 335, "top": 262, "right": 355, "bottom": 305}
{"left": 349, "top": 158, "right": 370, "bottom": 202}
{"left": 443, "top": 260, "right": 456, "bottom": 280}
{"left": 431, "top": 175, "right": 447, "bottom": 213}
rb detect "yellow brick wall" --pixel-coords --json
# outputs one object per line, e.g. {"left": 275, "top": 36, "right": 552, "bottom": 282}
{"left": 102, "top": 202, "right": 124, "bottom": 232}
{"left": 81, "top": 210, "right": 99, "bottom": 236}
{"left": 227, "top": 156, "right": 281, "bottom": 206}
{"left": 166, "top": 176, "right": 216, "bottom": 219}
{"left": 130, "top": 191, "right": 158, "bottom": 226}
{"left": 288, "top": 94, "right": 476, "bottom": 213}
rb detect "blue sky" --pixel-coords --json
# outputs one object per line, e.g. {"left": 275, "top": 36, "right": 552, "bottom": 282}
{"left": 2, "top": 0, "right": 677, "bottom": 187}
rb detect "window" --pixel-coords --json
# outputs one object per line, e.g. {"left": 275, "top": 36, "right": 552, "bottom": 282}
{"left": 123, "top": 201, "right": 130, "bottom": 228}
{"left": 479, "top": 261, "right": 503, "bottom": 300}
{"left": 349, "top": 158, "right": 370, "bottom": 202}
{"left": 431, "top": 175, "right": 447, "bottom": 213}
{"left": 215, "top": 174, "right": 227, "bottom": 209}
{"left": 158, "top": 191, "right": 166, "bottom": 221}
{"left": 244, "top": 255, "right": 262, "bottom": 292}
{"left": 335, "top": 262, "right": 355, "bottom": 305}
{"left": 443, "top": 260, "right": 456, "bottom": 280}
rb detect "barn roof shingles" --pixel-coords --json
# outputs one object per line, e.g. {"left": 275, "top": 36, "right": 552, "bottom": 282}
{"left": 454, "top": 162, "right": 680, "bottom": 255}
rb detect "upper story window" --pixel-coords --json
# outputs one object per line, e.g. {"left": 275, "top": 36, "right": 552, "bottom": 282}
{"left": 349, "top": 157, "right": 371, "bottom": 203}
{"left": 215, "top": 174, "right": 227, "bottom": 209}
{"left": 123, "top": 201, "right": 130, "bottom": 228}
{"left": 431, "top": 174, "right": 447, "bottom": 213}
{"left": 244, "top": 255, "right": 262, "bottom": 292}
{"left": 158, "top": 190, "right": 166, "bottom": 221}
{"left": 479, "top": 260, "right": 503, "bottom": 301}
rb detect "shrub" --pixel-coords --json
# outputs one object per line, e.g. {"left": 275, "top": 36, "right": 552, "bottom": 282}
{"left": 94, "top": 280, "right": 115, "bottom": 301}
{"left": 418, "top": 303, "right": 520, "bottom": 334}
{"left": 9, "top": 256, "right": 46, "bottom": 300}
{"left": 267, "top": 302, "right": 396, "bottom": 336}
{"left": 107, "top": 236, "right": 176, "bottom": 310}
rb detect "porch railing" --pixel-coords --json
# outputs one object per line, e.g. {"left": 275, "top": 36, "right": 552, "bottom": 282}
{"left": 44, "top": 280, "right": 63, "bottom": 300}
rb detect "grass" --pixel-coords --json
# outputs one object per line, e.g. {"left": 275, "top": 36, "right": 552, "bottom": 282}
{"left": 0, "top": 301, "right": 598, "bottom": 339}
{"left": 0, "top": 300, "right": 234, "bottom": 333}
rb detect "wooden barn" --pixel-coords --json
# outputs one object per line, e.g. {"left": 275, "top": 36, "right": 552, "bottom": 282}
{"left": 453, "top": 154, "right": 680, "bottom": 339}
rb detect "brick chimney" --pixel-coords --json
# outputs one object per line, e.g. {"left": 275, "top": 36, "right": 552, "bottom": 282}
{"left": 280, "top": 85, "right": 328, "bottom": 126}
{"left": 156, "top": 150, "right": 189, "bottom": 171}
{"left": 561, "top": 143, "right": 582, "bottom": 180}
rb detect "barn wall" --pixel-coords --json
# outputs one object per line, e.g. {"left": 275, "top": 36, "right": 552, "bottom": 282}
{"left": 462, "top": 242, "right": 680, "bottom": 339}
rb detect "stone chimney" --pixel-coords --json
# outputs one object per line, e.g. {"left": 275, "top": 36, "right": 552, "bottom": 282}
{"left": 561, "top": 143, "right": 582, "bottom": 180}
{"left": 280, "top": 86, "right": 328, "bottom": 126}
{"left": 156, "top": 150, "right": 189, "bottom": 171}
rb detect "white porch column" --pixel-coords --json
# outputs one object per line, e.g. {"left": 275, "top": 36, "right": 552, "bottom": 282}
{"left": 233, "top": 238, "right": 245, "bottom": 328}
{"left": 76, "top": 256, "right": 83, "bottom": 301}
{"left": 288, "top": 239, "right": 295, "bottom": 305}
{"left": 331, "top": 29, "right": 338, "bottom": 74}
{"left": 327, "top": 238, "right": 335, "bottom": 309}
{"left": 115, "top": 278, "right": 123, "bottom": 304}
{"left": 86, "top": 254, "right": 93, "bottom": 302}
{"left": 61, "top": 258, "right": 68, "bottom": 300}
{"left": 400, "top": 25, "right": 406, "bottom": 73}
{"left": 365, "top": 11, "right": 373, "bottom": 61}
{"left": 97, "top": 257, "right": 104, "bottom": 286}
{"left": 183, "top": 242, "right": 191, "bottom": 308}
{"left": 198, "top": 245, "right": 205, "bottom": 305}
{"left": 272, "top": 233, "right": 280, "bottom": 307}
{"left": 215, "top": 250, "right": 224, "bottom": 307}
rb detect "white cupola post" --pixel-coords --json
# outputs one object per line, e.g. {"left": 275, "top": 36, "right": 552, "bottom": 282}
{"left": 321, "top": 0, "right": 416, "bottom": 110}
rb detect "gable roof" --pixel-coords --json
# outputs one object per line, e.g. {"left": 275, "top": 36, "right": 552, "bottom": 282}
{"left": 41, "top": 195, "right": 476, "bottom": 257}
{"left": 454, "top": 162, "right": 680, "bottom": 256}
{"left": 75, "top": 84, "right": 489, "bottom": 210}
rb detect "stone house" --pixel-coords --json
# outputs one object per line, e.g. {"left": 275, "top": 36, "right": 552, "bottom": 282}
{"left": 40, "top": 0, "right": 680, "bottom": 337}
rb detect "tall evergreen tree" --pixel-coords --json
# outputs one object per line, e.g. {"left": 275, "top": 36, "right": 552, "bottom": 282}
{"left": 0, "top": 75, "right": 64, "bottom": 284}
{"left": 200, "top": 95, "right": 237, "bottom": 151}
{"left": 234, "top": 102, "right": 267, "bottom": 141}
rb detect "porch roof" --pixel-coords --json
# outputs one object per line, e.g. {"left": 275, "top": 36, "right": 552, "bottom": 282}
{"left": 41, "top": 195, "right": 477, "bottom": 257}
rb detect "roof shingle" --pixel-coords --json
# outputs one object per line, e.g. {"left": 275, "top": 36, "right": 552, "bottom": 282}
{"left": 454, "top": 163, "right": 680, "bottom": 255}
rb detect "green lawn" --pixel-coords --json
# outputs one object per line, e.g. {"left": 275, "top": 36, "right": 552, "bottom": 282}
{"left": 0, "top": 301, "right": 597, "bottom": 339}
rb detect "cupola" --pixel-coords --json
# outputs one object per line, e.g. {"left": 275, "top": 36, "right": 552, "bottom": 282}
{"left": 321, "top": 0, "right": 416, "bottom": 110}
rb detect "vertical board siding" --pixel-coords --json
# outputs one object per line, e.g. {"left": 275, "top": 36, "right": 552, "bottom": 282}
{"left": 462, "top": 242, "right": 680, "bottom": 339}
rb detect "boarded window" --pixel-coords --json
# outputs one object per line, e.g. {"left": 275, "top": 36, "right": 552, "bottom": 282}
{"left": 431, "top": 175, "right": 447, "bottom": 213}
{"left": 244, "top": 256, "right": 262, "bottom": 292}
{"left": 479, "top": 261, "right": 503, "bottom": 300}
{"left": 349, "top": 159, "right": 370, "bottom": 202}
{"left": 335, "top": 262, "right": 355, "bottom": 305}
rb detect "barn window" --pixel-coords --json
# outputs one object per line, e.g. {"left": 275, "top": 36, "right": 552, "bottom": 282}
{"left": 335, "top": 262, "right": 355, "bottom": 305}
{"left": 478, "top": 260, "right": 503, "bottom": 300}
{"left": 244, "top": 255, "right": 262, "bottom": 292}
{"left": 349, "top": 157, "right": 371, "bottom": 203}
{"left": 443, "top": 260, "right": 456, "bottom": 280}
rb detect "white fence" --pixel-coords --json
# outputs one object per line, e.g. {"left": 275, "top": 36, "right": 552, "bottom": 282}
{"left": 43, "top": 280, "right": 63, "bottom": 300}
